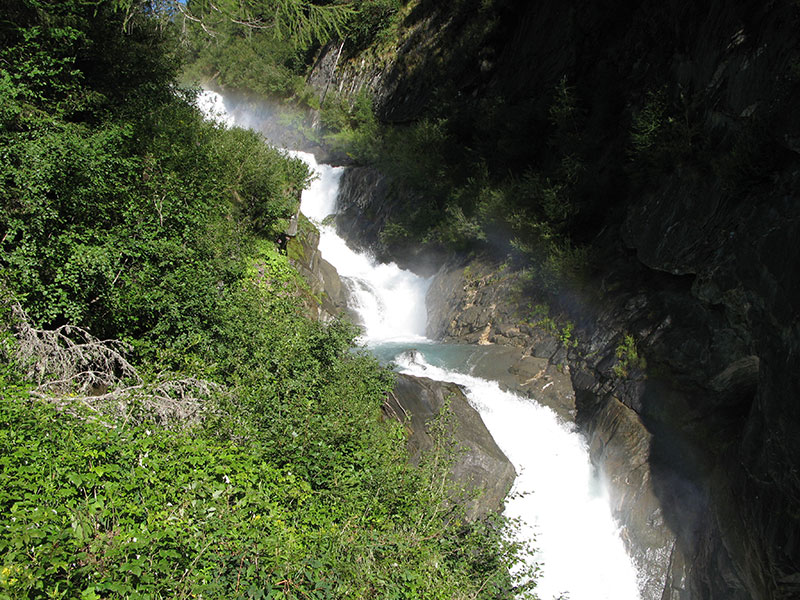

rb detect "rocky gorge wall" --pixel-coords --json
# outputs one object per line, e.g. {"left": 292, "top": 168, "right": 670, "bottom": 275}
{"left": 307, "top": 157, "right": 691, "bottom": 597}
{"left": 427, "top": 258, "right": 693, "bottom": 600}
{"left": 304, "top": 1, "right": 800, "bottom": 598}
{"left": 329, "top": 166, "right": 686, "bottom": 598}
{"left": 331, "top": 155, "right": 799, "bottom": 600}
{"left": 385, "top": 373, "right": 516, "bottom": 521}
{"left": 330, "top": 162, "right": 800, "bottom": 600}
{"left": 286, "top": 216, "right": 351, "bottom": 323}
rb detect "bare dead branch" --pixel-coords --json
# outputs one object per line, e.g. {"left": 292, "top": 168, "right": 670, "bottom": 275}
{"left": 11, "top": 303, "right": 139, "bottom": 394}
{"left": 29, "top": 376, "right": 220, "bottom": 430}
{"left": 7, "top": 302, "right": 223, "bottom": 430}
{"left": 175, "top": 2, "right": 218, "bottom": 37}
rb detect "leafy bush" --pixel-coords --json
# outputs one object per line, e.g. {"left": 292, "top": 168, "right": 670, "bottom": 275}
{"left": 324, "top": 78, "right": 591, "bottom": 295}
{"left": 0, "top": 345, "right": 529, "bottom": 598}
{"left": 613, "top": 333, "right": 646, "bottom": 378}
{"left": 181, "top": 0, "right": 403, "bottom": 105}
{"left": 347, "top": 0, "right": 404, "bottom": 51}
{"left": 319, "top": 89, "right": 380, "bottom": 160}
{"left": 525, "top": 303, "right": 577, "bottom": 349}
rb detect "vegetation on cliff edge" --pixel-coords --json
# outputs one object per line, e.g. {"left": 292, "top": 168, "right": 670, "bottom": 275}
{"left": 181, "top": 0, "right": 405, "bottom": 104}
{"left": 183, "top": 0, "right": 799, "bottom": 313}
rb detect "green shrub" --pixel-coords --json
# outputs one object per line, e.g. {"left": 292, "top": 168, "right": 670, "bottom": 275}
{"left": 345, "top": 0, "right": 404, "bottom": 52}
{"left": 527, "top": 303, "right": 556, "bottom": 333}
{"left": 629, "top": 87, "right": 699, "bottom": 178}
{"left": 613, "top": 333, "right": 646, "bottom": 378}
{"left": 320, "top": 89, "right": 380, "bottom": 160}
{"left": 558, "top": 321, "right": 577, "bottom": 349}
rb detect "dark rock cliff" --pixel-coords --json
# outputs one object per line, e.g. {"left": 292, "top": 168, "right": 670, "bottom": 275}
{"left": 333, "top": 166, "right": 445, "bottom": 274}
{"left": 309, "top": 1, "right": 800, "bottom": 598}
{"left": 423, "top": 258, "right": 689, "bottom": 599}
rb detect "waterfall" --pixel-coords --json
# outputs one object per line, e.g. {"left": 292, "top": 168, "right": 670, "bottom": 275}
{"left": 198, "top": 90, "right": 642, "bottom": 600}
{"left": 394, "top": 351, "right": 642, "bottom": 600}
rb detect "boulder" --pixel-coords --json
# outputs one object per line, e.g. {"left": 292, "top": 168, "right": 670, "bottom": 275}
{"left": 384, "top": 373, "right": 516, "bottom": 520}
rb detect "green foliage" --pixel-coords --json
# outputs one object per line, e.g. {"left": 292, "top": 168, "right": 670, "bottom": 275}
{"left": 181, "top": 0, "right": 402, "bottom": 105}
{"left": 182, "top": 25, "right": 313, "bottom": 101}
{"left": 558, "top": 321, "right": 577, "bottom": 349}
{"left": 526, "top": 303, "right": 577, "bottom": 349}
{"left": 319, "top": 89, "right": 380, "bottom": 160}
{"left": 212, "top": 126, "right": 310, "bottom": 236}
{"left": 549, "top": 77, "right": 577, "bottom": 129}
{"left": 526, "top": 303, "right": 555, "bottom": 333}
{"left": 0, "top": 2, "right": 530, "bottom": 598}
{"left": 630, "top": 89, "right": 670, "bottom": 156}
{"left": 0, "top": 361, "right": 528, "bottom": 598}
{"left": 328, "top": 76, "right": 590, "bottom": 294}
{"left": 183, "top": 0, "right": 354, "bottom": 48}
{"left": 346, "top": 0, "right": 403, "bottom": 52}
{"left": 0, "top": 0, "right": 311, "bottom": 357}
{"left": 613, "top": 333, "right": 646, "bottom": 378}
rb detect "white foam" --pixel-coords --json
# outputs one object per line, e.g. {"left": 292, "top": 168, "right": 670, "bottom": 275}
{"left": 295, "top": 150, "right": 431, "bottom": 344}
{"left": 196, "top": 90, "right": 235, "bottom": 128}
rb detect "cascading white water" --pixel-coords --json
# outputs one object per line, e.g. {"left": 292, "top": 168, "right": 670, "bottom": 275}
{"left": 198, "top": 89, "right": 642, "bottom": 600}
{"left": 297, "top": 156, "right": 644, "bottom": 600}
{"left": 197, "top": 90, "right": 235, "bottom": 128}
{"left": 197, "top": 90, "right": 430, "bottom": 343}
{"left": 293, "top": 151, "right": 431, "bottom": 344}
{"left": 394, "top": 351, "right": 642, "bottom": 600}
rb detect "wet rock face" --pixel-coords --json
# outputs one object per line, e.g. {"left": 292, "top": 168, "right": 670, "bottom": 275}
{"left": 333, "top": 166, "right": 393, "bottom": 254}
{"left": 424, "top": 259, "right": 689, "bottom": 599}
{"left": 565, "top": 275, "right": 757, "bottom": 600}
{"left": 620, "top": 179, "right": 800, "bottom": 600}
{"left": 286, "top": 220, "right": 353, "bottom": 323}
{"left": 333, "top": 167, "right": 445, "bottom": 275}
{"left": 583, "top": 396, "right": 682, "bottom": 600}
{"left": 384, "top": 373, "right": 516, "bottom": 520}
{"left": 308, "top": 8, "right": 496, "bottom": 124}
{"left": 426, "top": 259, "right": 523, "bottom": 346}
{"left": 421, "top": 246, "right": 793, "bottom": 600}
{"left": 559, "top": 249, "right": 800, "bottom": 600}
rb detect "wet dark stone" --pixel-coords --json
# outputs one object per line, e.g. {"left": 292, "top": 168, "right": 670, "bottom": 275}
{"left": 385, "top": 373, "right": 516, "bottom": 520}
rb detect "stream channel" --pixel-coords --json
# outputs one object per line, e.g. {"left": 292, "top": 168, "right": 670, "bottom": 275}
{"left": 201, "top": 91, "right": 642, "bottom": 600}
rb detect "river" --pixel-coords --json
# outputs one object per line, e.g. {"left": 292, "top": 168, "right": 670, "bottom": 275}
{"left": 199, "top": 90, "right": 642, "bottom": 600}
